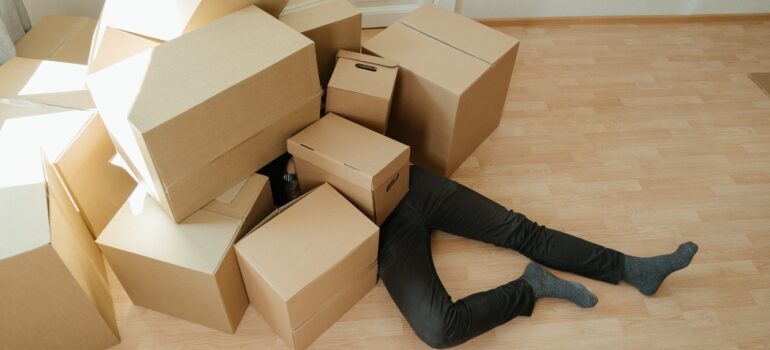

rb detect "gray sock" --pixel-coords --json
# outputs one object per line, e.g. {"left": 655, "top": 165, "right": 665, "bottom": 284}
{"left": 623, "top": 241, "right": 698, "bottom": 296}
{"left": 521, "top": 263, "right": 598, "bottom": 308}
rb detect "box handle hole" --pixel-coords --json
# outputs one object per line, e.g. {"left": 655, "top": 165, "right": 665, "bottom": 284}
{"left": 355, "top": 63, "right": 378, "bottom": 72}
{"left": 386, "top": 173, "right": 400, "bottom": 192}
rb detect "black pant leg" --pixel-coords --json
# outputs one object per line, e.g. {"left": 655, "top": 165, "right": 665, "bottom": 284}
{"left": 378, "top": 200, "right": 536, "bottom": 349}
{"left": 407, "top": 165, "right": 624, "bottom": 284}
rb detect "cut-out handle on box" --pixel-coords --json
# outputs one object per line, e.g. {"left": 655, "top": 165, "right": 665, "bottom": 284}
{"left": 386, "top": 173, "right": 400, "bottom": 192}
{"left": 355, "top": 63, "right": 378, "bottom": 72}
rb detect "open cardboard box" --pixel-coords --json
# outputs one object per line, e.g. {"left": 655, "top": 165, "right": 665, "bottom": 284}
{"left": 87, "top": 5, "right": 322, "bottom": 223}
{"left": 97, "top": 174, "right": 274, "bottom": 333}
{"left": 0, "top": 102, "right": 121, "bottom": 349}
{"left": 235, "top": 183, "right": 379, "bottom": 350}
{"left": 363, "top": 4, "right": 520, "bottom": 176}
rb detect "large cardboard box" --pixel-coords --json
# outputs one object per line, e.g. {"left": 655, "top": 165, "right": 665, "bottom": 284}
{"left": 0, "top": 57, "right": 95, "bottom": 110}
{"left": 97, "top": 174, "right": 274, "bottom": 333}
{"left": 235, "top": 184, "right": 379, "bottom": 350}
{"left": 326, "top": 50, "right": 398, "bottom": 134}
{"left": 0, "top": 58, "right": 137, "bottom": 237}
{"left": 0, "top": 102, "right": 120, "bottom": 350}
{"left": 15, "top": 15, "right": 96, "bottom": 65}
{"left": 288, "top": 114, "right": 409, "bottom": 225}
{"left": 89, "top": 0, "right": 289, "bottom": 67}
{"left": 363, "top": 4, "right": 520, "bottom": 176}
{"left": 280, "top": 0, "right": 361, "bottom": 87}
{"left": 88, "top": 5, "right": 322, "bottom": 223}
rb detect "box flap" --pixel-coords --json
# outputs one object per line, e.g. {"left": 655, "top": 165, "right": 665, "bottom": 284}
{"left": 97, "top": 174, "right": 266, "bottom": 274}
{"left": 0, "top": 57, "right": 95, "bottom": 110}
{"left": 399, "top": 4, "right": 518, "bottom": 65}
{"left": 15, "top": 15, "right": 95, "bottom": 65}
{"left": 279, "top": 0, "right": 360, "bottom": 33}
{"left": 88, "top": 28, "right": 163, "bottom": 74}
{"left": 329, "top": 51, "right": 398, "bottom": 100}
{"left": 0, "top": 101, "right": 91, "bottom": 260}
{"left": 336, "top": 50, "right": 397, "bottom": 69}
{"left": 234, "top": 183, "right": 378, "bottom": 302}
{"left": 287, "top": 114, "right": 409, "bottom": 190}
{"left": 255, "top": 0, "right": 290, "bottom": 17}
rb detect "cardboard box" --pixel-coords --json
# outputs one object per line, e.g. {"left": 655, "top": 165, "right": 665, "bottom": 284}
{"left": 87, "top": 5, "right": 322, "bottom": 223}
{"left": 0, "top": 102, "right": 120, "bottom": 350}
{"left": 15, "top": 15, "right": 96, "bottom": 65}
{"left": 89, "top": 0, "right": 288, "bottom": 66}
{"left": 0, "top": 57, "right": 95, "bottom": 110}
{"left": 288, "top": 114, "right": 409, "bottom": 225}
{"left": 280, "top": 0, "right": 361, "bottom": 87}
{"left": 236, "top": 183, "right": 379, "bottom": 350}
{"left": 326, "top": 50, "right": 398, "bottom": 134}
{"left": 363, "top": 4, "right": 520, "bottom": 175}
{"left": 97, "top": 174, "right": 274, "bottom": 333}
{"left": 0, "top": 59, "right": 137, "bottom": 237}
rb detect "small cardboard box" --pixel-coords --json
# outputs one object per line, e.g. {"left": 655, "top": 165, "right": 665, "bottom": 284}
{"left": 0, "top": 57, "right": 94, "bottom": 110}
{"left": 288, "top": 114, "right": 409, "bottom": 225}
{"left": 97, "top": 174, "right": 274, "bottom": 333}
{"left": 363, "top": 4, "right": 520, "bottom": 176}
{"left": 0, "top": 103, "right": 120, "bottom": 350}
{"left": 89, "top": 0, "right": 288, "bottom": 66}
{"left": 326, "top": 50, "right": 398, "bottom": 134}
{"left": 235, "top": 183, "right": 379, "bottom": 350}
{"left": 15, "top": 15, "right": 96, "bottom": 65}
{"left": 87, "top": 5, "right": 322, "bottom": 223}
{"left": 280, "top": 0, "right": 361, "bottom": 87}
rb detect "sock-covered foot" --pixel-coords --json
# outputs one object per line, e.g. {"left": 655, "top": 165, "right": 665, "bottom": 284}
{"left": 623, "top": 241, "right": 698, "bottom": 296}
{"left": 521, "top": 263, "right": 598, "bottom": 308}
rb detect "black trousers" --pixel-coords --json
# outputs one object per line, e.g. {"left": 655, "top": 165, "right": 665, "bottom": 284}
{"left": 378, "top": 166, "right": 625, "bottom": 348}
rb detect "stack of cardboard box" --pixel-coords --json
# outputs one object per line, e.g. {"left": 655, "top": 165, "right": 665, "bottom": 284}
{"left": 0, "top": 1, "right": 519, "bottom": 349}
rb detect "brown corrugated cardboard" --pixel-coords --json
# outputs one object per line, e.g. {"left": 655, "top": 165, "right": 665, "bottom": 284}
{"left": 0, "top": 102, "right": 120, "bottom": 350}
{"left": 97, "top": 174, "right": 274, "bottom": 333}
{"left": 326, "top": 50, "right": 398, "bottom": 134}
{"left": 0, "top": 57, "right": 94, "bottom": 110}
{"left": 363, "top": 4, "right": 520, "bottom": 176}
{"left": 88, "top": 27, "right": 163, "bottom": 74}
{"left": 288, "top": 114, "right": 409, "bottom": 225}
{"left": 280, "top": 0, "right": 361, "bottom": 87}
{"left": 235, "top": 184, "right": 379, "bottom": 350}
{"left": 15, "top": 15, "right": 96, "bottom": 65}
{"left": 87, "top": 5, "right": 321, "bottom": 223}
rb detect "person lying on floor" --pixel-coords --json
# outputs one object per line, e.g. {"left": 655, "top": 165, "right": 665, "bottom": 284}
{"left": 374, "top": 165, "right": 698, "bottom": 349}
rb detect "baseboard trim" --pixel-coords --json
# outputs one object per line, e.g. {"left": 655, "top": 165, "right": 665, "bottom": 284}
{"left": 478, "top": 13, "right": 770, "bottom": 26}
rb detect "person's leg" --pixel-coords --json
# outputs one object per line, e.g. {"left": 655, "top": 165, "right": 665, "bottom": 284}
{"left": 406, "top": 165, "right": 624, "bottom": 284}
{"left": 378, "top": 174, "right": 597, "bottom": 348}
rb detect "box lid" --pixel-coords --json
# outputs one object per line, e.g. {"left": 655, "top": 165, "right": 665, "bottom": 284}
{"left": 15, "top": 15, "right": 96, "bottom": 65}
{"left": 97, "top": 174, "right": 269, "bottom": 274}
{"left": 363, "top": 4, "right": 518, "bottom": 95}
{"left": 279, "top": 0, "right": 360, "bottom": 33}
{"left": 235, "top": 183, "right": 378, "bottom": 304}
{"left": 0, "top": 101, "right": 92, "bottom": 260}
{"left": 330, "top": 50, "right": 398, "bottom": 100}
{"left": 0, "top": 57, "right": 95, "bottom": 110}
{"left": 287, "top": 114, "right": 409, "bottom": 190}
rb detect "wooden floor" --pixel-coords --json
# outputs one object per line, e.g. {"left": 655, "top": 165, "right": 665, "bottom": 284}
{"left": 108, "top": 20, "right": 770, "bottom": 349}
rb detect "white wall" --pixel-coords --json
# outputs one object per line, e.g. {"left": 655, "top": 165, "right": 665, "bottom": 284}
{"left": 457, "top": 0, "right": 770, "bottom": 19}
{"left": 23, "top": 0, "right": 104, "bottom": 24}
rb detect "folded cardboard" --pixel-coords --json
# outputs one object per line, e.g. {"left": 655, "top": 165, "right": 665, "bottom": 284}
{"left": 88, "top": 26, "right": 163, "bottom": 74}
{"left": 280, "top": 0, "right": 361, "bottom": 87}
{"left": 363, "top": 4, "right": 520, "bottom": 175}
{"left": 15, "top": 15, "right": 96, "bottom": 65}
{"left": 0, "top": 57, "right": 94, "bottom": 110}
{"left": 89, "top": 0, "right": 288, "bottom": 66}
{"left": 88, "top": 5, "right": 322, "bottom": 223}
{"left": 235, "top": 183, "right": 379, "bottom": 350}
{"left": 288, "top": 114, "right": 409, "bottom": 225}
{"left": 0, "top": 102, "right": 120, "bottom": 350}
{"left": 326, "top": 50, "right": 398, "bottom": 134}
{"left": 97, "top": 174, "right": 274, "bottom": 333}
